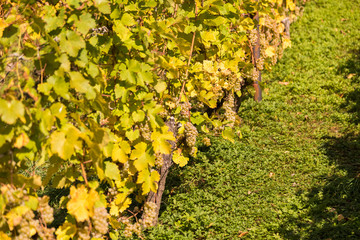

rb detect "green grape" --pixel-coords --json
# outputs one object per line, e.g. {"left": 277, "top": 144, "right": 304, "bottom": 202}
{"left": 92, "top": 207, "right": 108, "bottom": 235}
{"left": 38, "top": 196, "right": 54, "bottom": 224}
{"left": 140, "top": 122, "right": 152, "bottom": 141}
{"left": 202, "top": 137, "right": 211, "bottom": 146}
{"left": 184, "top": 122, "right": 198, "bottom": 148}
{"left": 155, "top": 152, "right": 164, "bottom": 168}
{"left": 77, "top": 226, "right": 90, "bottom": 240}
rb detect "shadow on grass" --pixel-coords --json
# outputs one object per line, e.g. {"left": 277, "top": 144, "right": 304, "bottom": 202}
{"left": 277, "top": 50, "right": 360, "bottom": 239}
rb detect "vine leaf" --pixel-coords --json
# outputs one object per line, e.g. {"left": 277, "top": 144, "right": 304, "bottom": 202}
{"left": 55, "top": 222, "right": 77, "bottom": 240}
{"left": 14, "top": 133, "right": 29, "bottom": 149}
{"left": 130, "top": 142, "right": 154, "bottom": 170}
{"left": 151, "top": 126, "right": 175, "bottom": 154}
{"left": 105, "top": 162, "right": 121, "bottom": 181}
{"left": 67, "top": 185, "right": 99, "bottom": 222}
{"left": 0, "top": 99, "right": 25, "bottom": 125}
{"left": 77, "top": 13, "right": 96, "bottom": 35}
{"left": 69, "top": 72, "right": 96, "bottom": 100}
{"left": 137, "top": 169, "right": 160, "bottom": 194}
{"left": 173, "top": 149, "right": 189, "bottom": 167}
{"left": 59, "top": 30, "right": 85, "bottom": 57}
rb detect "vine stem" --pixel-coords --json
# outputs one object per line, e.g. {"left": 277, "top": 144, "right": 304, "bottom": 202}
{"left": 81, "top": 147, "right": 89, "bottom": 186}
{"left": 248, "top": 39, "right": 255, "bottom": 65}
{"left": 80, "top": 162, "right": 88, "bottom": 186}
{"left": 178, "top": 2, "right": 198, "bottom": 103}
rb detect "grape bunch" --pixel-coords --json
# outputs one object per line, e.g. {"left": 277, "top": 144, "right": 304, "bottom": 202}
{"left": 77, "top": 226, "right": 90, "bottom": 240}
{"left": 202, "top": 137, "right": 211, "bottom": 147}
{"left": 35, "top": 220, "right": 56, "bottom": 240}
{"left": 155, "top": 152, "right": 164, "bottom": 168}
{"left": 4, "top": 186, "right": 16, "bottom": 205}
{"left": 249, "top": 28, "right": 258, "bottom": 46}
{"left": 0, "top": 185, "right": 56, "bottom": 240}
{"left": 180, "top": 101, "right": 191, "bottom": 120}
{"left": 256, "top": 57, "right": 265, "bottom": 71}
{"left": 141, "top": 201, "right": 157, "bottom": 228}
{"left": 251, "top": 68, "right": 260, "bottom": 81}
{"left": 184, "top": 122, "right": 198, "bottom": 148}
{"left": 92, "top": 207, "right": 109, "bottom": 235}
{"left": 123, "top": 222, "right": 142, "bottom": 238}
{"left": 38, "top": 196, "right": 54, "bottom": 224}
{"left": 223, "top": 93, "right": 236, "bottom": 127}
{"left": 108, "top": 186, "right": 118, "bottom": 197}
{"left": 139, "top": 122, "right": 152, "bottom": 141}
{"left": 14, "top": 218, "right": 32, "bottom": 240}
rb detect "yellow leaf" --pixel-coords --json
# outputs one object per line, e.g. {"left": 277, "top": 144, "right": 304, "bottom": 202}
{"left": 265, "top": 46, "right": 276, "bottom": 58}
{"left": 55, "top": 222, "right": 77, "bottom": 240}
{"left": 282, "top": 38, "right": 291, "bottom": 49}
{"left": 203, "top": 60, "right": 216, "bottom": 74}
{"left": 112, "top": 143, "right": 128, "bottom": 163}
{"left": 0, "top": 231, "right": 11, "bottom": 240}
{"left": 137, "top": 169, "right": 160, "bottom": 194}
{"left": 173, "top": 149, "right": 189, "bottom": 167}
{"left": 114, "top": 193, "right": 132, "bottom": 213}
{"left": 109, "top": 216, "right": 122, "bottom": 229}
{"left": 0, "top": 19, "right": 7, "bottom": 38}
{"left": 168, "top": 57, "right": 186, "bottom": 69}
{"left": 130, "top": 142, "right": 156, "bottom": 171}
{"left": 67, "top": 185, "right": 99, "bottom": 222}
{"left": 151, "top": 126, "right": 175, "bottom": 154}
{"left": 109, "top": 202, "right": 119, "bottom": 216}
{"left": 14, "top": 133, "right": 29, "bottom": 149}
{"left": 277, "top": 23, "right": 285, "bottom": 33}
{"left": 347, "top": 73, "right": 356, "bottom": 79}
{"left": 200, "top": 30, "right": 219, "bottom": 43}
{"left": 286, "top": 0, "right": 296, "bottom": 11}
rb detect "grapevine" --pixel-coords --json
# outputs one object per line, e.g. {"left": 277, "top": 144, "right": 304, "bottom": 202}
{"left": 0, "top": 0, "right": 303, "bottom": 238}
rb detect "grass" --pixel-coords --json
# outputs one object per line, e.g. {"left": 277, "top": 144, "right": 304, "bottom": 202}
{"left": 144, "top": 0, "right": 360, "bottom": 239}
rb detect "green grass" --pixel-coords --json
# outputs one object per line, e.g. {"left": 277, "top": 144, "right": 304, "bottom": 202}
{"left": 144, "top": 0, "right": 360, "bottom": 239}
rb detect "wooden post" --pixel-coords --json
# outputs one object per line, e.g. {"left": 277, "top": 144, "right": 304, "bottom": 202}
{"left": 253, "top": 1, "right": 262, "bottom": 102}
{"left": 145, "top": 118, "right": 177, "bottom": 225}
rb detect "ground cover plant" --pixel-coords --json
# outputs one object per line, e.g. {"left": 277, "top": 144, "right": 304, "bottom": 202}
{"left": 145, "top": 0, "right": 360, "bottom": 239}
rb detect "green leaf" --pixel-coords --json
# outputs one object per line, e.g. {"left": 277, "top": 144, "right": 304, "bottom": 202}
{"left": 0, "top": 99, "right": 25, "bottom": 125}
{"left": 88, "top": 62, "right": 100, "bottom": 78}
{"left": 60, "top": 30, "right": 85, "bottom": 57}
{"left": 25, "top": 196, "right": 39, "bottom": 211}
{"left": 50, "top": 126, "right": 82, "bottom": 159}
{"left": 105, "top": 162, "right": 121, "bottom": 181}
{"left": 76, "top": 13, "right": 96, "bottom": 35}
{"left": 222, "top": 127, "right": 236, "bottom": 143}
{"left": 132, "top": 111, "right": 145, "bottom": 122}
{"left": 94, "top": 0, "right": 111, "bottom": 14}
{"left": 121, "top": 13, "right": 136, "bottom": 26}
{"left": 50, "top": 131, "right": 68, "bottom": 159}
{"left": 125, "top": 129, "right": 140, "bottom": 142}
{"left": 69, "top": 72, "right": 96, "bottom": 100}
{"left": 48, "top": 75, "right": 70, "bottom": 99}
{"left": 114, "top": 84, "right": 126, "bottom": 100}
{"left": 50, "top": 103, "right": 67, "bottom": 120}
{"left": 113, "top": 21, "right": 131, "bottom": 41}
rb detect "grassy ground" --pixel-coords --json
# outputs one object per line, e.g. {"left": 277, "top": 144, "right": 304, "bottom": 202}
{"left": 145, "top": 0, "right": 360, "bottom": 239}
